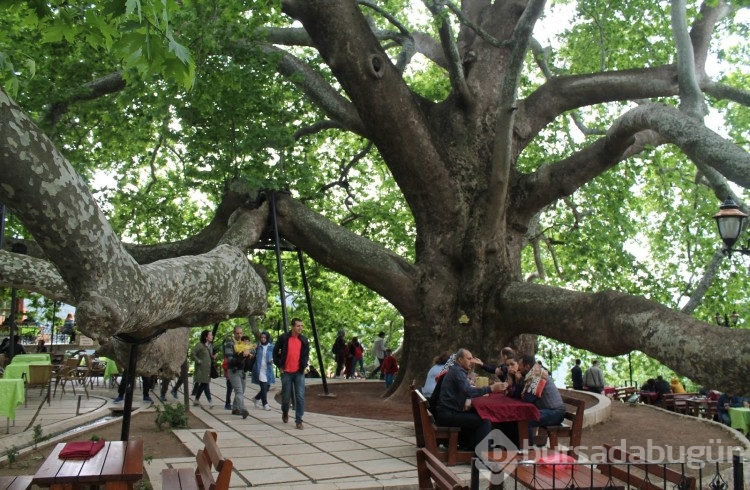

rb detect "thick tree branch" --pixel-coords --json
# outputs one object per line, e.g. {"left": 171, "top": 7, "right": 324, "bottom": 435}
{"left": 672, "top": 0, "right": 706, "bottom": 118}
{"left": 487, "top": 0, "right": 546, "bottom": 235}
{"left": 43, "top": 72, "right": 126, "bottom": 129}
{"left": 422, "top": 0, "right": 471, "bottom": 102}
{"left": 500, "top": 282, "right": 750, "bottom": 394}
{"left": 274, "top": 193, "right": 419, "bottom": 317}
{"left": 280, "top": 0, "right": 460, "bottom": 232}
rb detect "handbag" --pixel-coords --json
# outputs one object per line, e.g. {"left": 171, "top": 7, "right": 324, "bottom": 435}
{"left": 210, "top": 361, "right": 220, "bottom": 379}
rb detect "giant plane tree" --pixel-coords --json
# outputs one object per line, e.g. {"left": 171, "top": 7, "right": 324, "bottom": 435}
{"left": 1, "top": 0, "right": 749, "bottom": 395}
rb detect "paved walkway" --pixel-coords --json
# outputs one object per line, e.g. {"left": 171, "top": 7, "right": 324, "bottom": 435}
{"left": 0, "top": 377, "right": 478, "bottom": 489}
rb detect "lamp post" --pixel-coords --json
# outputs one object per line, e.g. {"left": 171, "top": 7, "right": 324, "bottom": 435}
{"left": 715, "top": 311, "right": 740, "bottom": 328}
{"left": 713, "top": 198, "right": 750, "bottom": 256}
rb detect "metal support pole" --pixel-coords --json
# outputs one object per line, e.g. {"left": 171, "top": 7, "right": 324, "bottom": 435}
{"left": 297, "top": 249, "right": 331, "bottom": 396}
{"left": 9, "top": 287, "right": 17, "bottom": 359}
{"left": 270, "top": 192, "right": 288, "bottom": 332}
{"left": 0, "top": 203, "right": 5, "bottom": 250}
{"left": 120, "top": 343, "right": 139, "bottom": 441}
{"left": 733, "top": 447, "right": 744, "bottom": 490}
{"left": 628, "top": 352, "right": 633, "bottom": 387}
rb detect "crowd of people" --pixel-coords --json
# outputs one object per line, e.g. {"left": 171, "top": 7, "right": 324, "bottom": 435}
{"left": 422, "top": 346, "right": 567, "bottom": 454}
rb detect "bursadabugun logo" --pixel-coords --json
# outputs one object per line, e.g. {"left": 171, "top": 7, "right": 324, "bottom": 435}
{"left": 475, "top": 429, "right": 519, "bottom": 485}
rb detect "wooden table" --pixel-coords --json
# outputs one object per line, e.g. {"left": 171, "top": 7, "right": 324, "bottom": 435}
{"left": 728, "top": 407, "right": 750, "bottom": 434}
{"left": 0, "top": 379, "right": 25, "bottom": 433}
{"left": 32, "top": 440, "right": 144, "bottom": 489}
{"left": 471, "top": 393, "right": 540, "bottom": 447}
{"left": 479, "top": 449, "right": 624, "bottom": 490}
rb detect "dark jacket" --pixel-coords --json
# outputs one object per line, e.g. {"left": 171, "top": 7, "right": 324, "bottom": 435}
{"left": 273, "top": 332, "right": 310, "bottom": 374}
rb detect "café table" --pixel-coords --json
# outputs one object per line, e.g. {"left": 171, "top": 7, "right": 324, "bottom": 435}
{"left": 686, "top": 397, "right": 711, "bottom": 417}
{"left": 32, "top": 439, "right": 144, "bottom": 490}
{"left": 639, "top": 391, "right": 658, "bottom": 404}
{"left": 101, "top": 357, "right": 121, "bottom": 385}
{"left": 728, "top": 407, "right": 750, "bottom": 435}
{"left": 471, "top": 393, "right": 540, "bottom": 447}
{"left": 0, "top": 378, "right": 25, "bottom": 433}
{"left": 3, "top": 361, "right": 52, "bottom": 381}
{"left": 10, "top": 353, "right": 51, "bottom": 364}
{"left": 478, "top": 448, "right": 624, "bottom": 490}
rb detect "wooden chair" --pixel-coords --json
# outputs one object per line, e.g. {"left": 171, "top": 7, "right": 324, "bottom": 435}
{"left": 82, "top": 354, "right": 106, "bottom": 388}
{"left": 416, "top": 448, "right": 469, "bottom": 490}
{"left": 53, "top": 357, "right": 88, "bottom": 399}
{"left": 0, "top": 475, "right": 33, "bottom": 490}
{"left": 161, "top": 430, "right": 233, "bottom": 490}
{"left": 415, "top": 390, "right": 473, "bottom": 466}
{"left": 24, "top": 364, "right": 52, "bottom": 407}
{"left": 537, "top": 395, "right": 585, "bottom": 457}
{"left": 597, "top": 443, "right": 696, "bottom": 490}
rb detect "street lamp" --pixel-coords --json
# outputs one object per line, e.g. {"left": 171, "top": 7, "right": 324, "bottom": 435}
{"left": 713, "top": 198, "right": 750, "bottom": 255}
{"left": 715, "top": 311, "right": 740, "bottom": 328}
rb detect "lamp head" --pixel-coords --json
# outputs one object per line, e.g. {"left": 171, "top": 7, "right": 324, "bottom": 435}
{"left": 713, "top": 199, "right": 747, "bottom": 251}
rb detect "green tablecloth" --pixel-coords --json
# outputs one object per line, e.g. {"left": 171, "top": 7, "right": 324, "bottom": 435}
{"left": 729, "top": 407, "right": 750, "bottom": 434}
{"left": 0, "top": 379, "right": 25, "bottom": 419}
{"left": 11, "top": 353, "right": 51, "bottom": 364}
{"left": 101, "top": 357, "right": 121, "bottom": 380}
{"left": 3, "top": 361, "right": 51, "bottom": 380}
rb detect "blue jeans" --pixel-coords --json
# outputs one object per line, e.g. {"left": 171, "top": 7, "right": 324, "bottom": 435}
{"left": 529, "top": 407, "right": 566, "bottom": 443}
{"left": 229, "top": 369, "right": 246, "bottom": 411}
{"left": 281, "top": 371, "right": 305, "bottom": 423}
{"left": 385, "top": 373, "right": 395, "bottom": 388}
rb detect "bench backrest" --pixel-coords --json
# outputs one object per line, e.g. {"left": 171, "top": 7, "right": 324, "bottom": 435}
{"left": 196, "top": 431, "right": 233, "bottom": 490}
{"left": 410, "top": 384, "right": 426, "bottom": 447}
{"left": 416, "top": 448, "right": 469, "bottom": 490}
{"left": 598, "top": 443, "right": 696, "bottom": 490}
{"left": 416, "top": 391, "right": 441, "bottom": 455}
{"left": 560, "top": 395, "right": 585, "bottom": 449}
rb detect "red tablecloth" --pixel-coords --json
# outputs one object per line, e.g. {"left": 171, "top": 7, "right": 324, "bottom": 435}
{"left": 603, "top": 386, "right": 616, "bottom": 396}
{"left": 471, "top": 393, "right": 540, "bottom": 423}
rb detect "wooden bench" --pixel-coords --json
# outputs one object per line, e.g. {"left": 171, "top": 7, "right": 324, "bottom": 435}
{"left": 161, "top": 430, "right": 233, "bottom": 490}
{"left": 0, "top": 475, "right": 33, "bottom": 490}
{"left": 537, "top": 395, "right": 585, "bottom": 457}
{"left": 416, "top": 448, "right": 469, "bottom": 490}
{"left": 597, "top": 443, "right": 696, "bottom": 490}
{"left": 413, "top": 390, "right": 473, "bottom": 466}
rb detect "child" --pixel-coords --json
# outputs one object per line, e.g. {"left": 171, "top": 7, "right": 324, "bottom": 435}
{"left": 381, "top": 349, "right": 398, "bottom": 388}
{"left": 239, "top": 335, "right": 257, "bottom": 372}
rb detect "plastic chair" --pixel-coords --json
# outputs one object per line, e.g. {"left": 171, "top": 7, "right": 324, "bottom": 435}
{"left": 54, "top": 357, "right": 89, "bottom": 399}
{"left": 25, "top": 364, "right": 52, "bottom": 406}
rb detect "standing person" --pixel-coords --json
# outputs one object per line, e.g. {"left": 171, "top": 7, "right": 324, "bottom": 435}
{"left": 191, "top": 329, "right": 214, "bottom": 408}
{"left": 370, "top": 331, "right": 386, "bottom": 379}
{"left": 350, "top": 337, "right": 365, "bottom": 378}
{"left": 223, "top": 326, "right": 252, "bottom": 419}
{"left": 332, "top": 329, "right": 346, "bottom": 378}
{"left": 273, "top": 318, "right": 310, "bottom": 429}
{"left": 252, "top": 331, "right": 275, "bottom": 410}
{"left": 381, "top": 349, "right": 399, "bottom": 388}
{"left": 62, "top": 313, "right": 77, "bottom": 343}
{"left": 571, "top": 359, "right": 584, "bottom": 390}
{"left": 583, "top": 360, "right": 605, "bottom": 394}
{"left": 344, "top": 337, "right": 356, "bottom": 378}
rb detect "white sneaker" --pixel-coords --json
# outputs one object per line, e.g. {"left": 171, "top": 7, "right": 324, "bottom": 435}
{"left": 193, "top": 400, "right": 200, "bottom": 406}
{"left": 254, "top": 399, "right": 261, "bottom": 409}
{"left": 263, "top": 404, "right": 271, "bottom": 411}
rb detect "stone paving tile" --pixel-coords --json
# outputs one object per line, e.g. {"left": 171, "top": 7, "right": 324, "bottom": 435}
{"left": 277, "top": 450, "right": 341, "bottom": 466}
{"left": 264, "top": 441, "right": 318, "bottom": 456}
{"left": 239, "top": 466, "right": 309, "bottom": 486}
{"left": 330, "top": 448, "right": 389, "bottom": 462}
{"left": 349, "top": 457, "right": 416, "bottom": 475}
{"left": 297, "top": 462, "right": 367, "bottom": 481}
{"left": 220, "top": 445, "right": 274, "bottom": 459}
{"left": 295, "top": 432, "right": 349, "bottom": 443}
{"left": 358, "top": 436, "right": 412, "bottom": 449}
{"left": 232, "top": 453, "right": 289, "bottom": 471}
{"left": 310, "top": 439, "right": 369, "bottom": 452}
{"left": 377, "top": 444, "right": 419, "bottom": 458}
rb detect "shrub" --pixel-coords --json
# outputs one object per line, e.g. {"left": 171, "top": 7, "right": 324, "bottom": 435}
{"left": 155, "top": 403, "right": 189, "bottom": 430}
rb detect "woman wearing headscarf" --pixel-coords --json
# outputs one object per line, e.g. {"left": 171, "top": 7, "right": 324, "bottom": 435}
{"left": 252, "top": 331, "right": 275, "bottom": 410}
{"left": 191, "top": 329, "right": 214, "bottom": 408}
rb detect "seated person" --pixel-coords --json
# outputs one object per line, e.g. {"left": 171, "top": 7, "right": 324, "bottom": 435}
{"left": 653, "top": 375, "right": 671, "bottom": 402}
{"left": 641, "top": 378, "right": 656, "bottom": 392}
{"left": 503, "top": 356, "right": 524, "bottom": 399}
{"left": 717, "top": 392, "right": 744, "bottom": 425}
{"left": 518, "top": 354, "right": 566, "bottom": 445}
{"left": 670, "top": 378, "right": 686, "bottom": 394}
{"left": 422, "top": 350, "right": 451, "bottom": 397}
{"left": 474, "top": 346, "right": 515, "bottom": 382}
{"left": 0, "top": 335, "right": 26, "bottom": 361}
{"left": 435, "top": 348, "right": 506, "bottom": 452}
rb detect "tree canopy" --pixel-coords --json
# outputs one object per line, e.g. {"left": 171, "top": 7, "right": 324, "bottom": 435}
{"left": 0, "top": 0, "right": 749, "bottom": 394}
